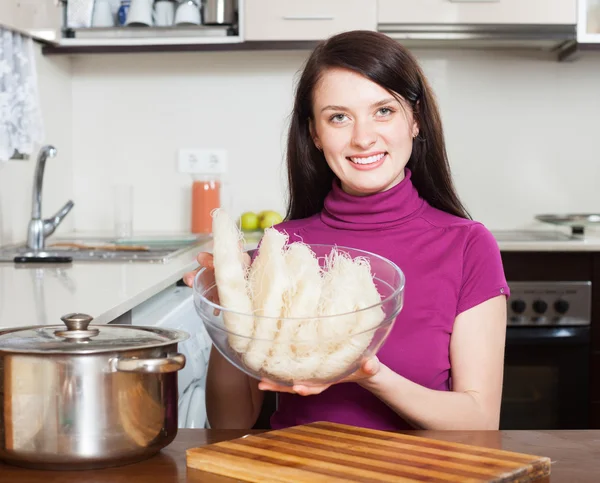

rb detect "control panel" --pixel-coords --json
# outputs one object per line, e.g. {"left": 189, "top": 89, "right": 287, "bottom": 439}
{"left": 507, "top": 281, "right": 592, "bottom": 327}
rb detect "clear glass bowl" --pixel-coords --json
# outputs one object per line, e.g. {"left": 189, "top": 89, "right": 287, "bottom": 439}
{"left": 193, "top": 244, "right": 405, "bottom": 386}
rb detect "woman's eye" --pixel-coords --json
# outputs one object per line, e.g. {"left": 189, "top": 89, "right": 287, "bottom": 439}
{"left": 330, "top": 114, "right": 348, "bottom": 123}
{"left": 377, "top": 107, "right": 394, "bottom": 116}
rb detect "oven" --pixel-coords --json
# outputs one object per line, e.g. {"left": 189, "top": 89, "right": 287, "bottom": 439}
{"left": 500, "top": 281, "right": 592, "bottom": 430}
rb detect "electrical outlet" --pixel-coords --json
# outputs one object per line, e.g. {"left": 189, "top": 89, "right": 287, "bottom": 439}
{"left": 178, "top": 149, "right": 227, "bottom": 174}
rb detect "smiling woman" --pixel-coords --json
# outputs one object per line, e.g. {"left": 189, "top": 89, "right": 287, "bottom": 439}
{"left": 184, "top": 30, "right": 509, "bottom": 433}
{"left": 309, "top": 71, "right": 417, "bottom": 196}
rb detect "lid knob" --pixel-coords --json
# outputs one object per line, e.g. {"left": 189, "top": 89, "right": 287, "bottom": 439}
{"left": 61, "top": 313, "right": 94, "bottom": 331}
{"left": 56, "top": 313, "right": 99, "bottom": 341}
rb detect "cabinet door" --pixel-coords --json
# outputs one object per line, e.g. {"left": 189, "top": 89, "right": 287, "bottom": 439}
{"left": 244, "top": 0, "right": 377, "bottom": 41}
{"left": 2, "top": 0, "right": 62, "bottom": 42}
{"left": 378, "top": 0, "right": 577, "bottom": 25}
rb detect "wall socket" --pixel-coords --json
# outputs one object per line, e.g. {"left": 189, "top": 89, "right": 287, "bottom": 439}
{"left": 177, "top": 149, "right": 227, "bottom": 174}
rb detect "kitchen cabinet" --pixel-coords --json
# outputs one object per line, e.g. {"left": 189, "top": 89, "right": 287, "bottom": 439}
{"left": 244, "top": 0, "right": 377, "bottom": 41}
{"left": 0, "top": 0, "right": 62, "bottom": 42}
{"left": 578, "top": 0, "right": 600, "bottom": 42}
{"left": 378, "top": 0, "right": 577, "bottom": 25}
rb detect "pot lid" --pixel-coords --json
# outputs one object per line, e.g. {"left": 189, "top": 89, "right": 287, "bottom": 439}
{"left": 0, "top": 313, "right": 189, "bottom": 354}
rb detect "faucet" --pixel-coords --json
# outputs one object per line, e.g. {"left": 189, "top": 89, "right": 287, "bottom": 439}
{"left": 26, "top": 145, "right": 74, "bottom": 251}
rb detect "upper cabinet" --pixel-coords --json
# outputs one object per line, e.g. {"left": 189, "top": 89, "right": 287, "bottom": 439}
{"left": 578, "top": 0, "right": 600, "bottom": 42}
{"left": 378, "top": 0, "right": 577, "bottom": 25}
{"left": 0, "top": 0, "right": 62, "bottom": 42}
{"left": 244, "top": 0, "right": 377, "bottom": 41}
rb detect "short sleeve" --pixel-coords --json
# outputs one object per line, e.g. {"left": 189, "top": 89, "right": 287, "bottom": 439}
{"left": 456, "top": 223, "right": 510, "bottom": 316}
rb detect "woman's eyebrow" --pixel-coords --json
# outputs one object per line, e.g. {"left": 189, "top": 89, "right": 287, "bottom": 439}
{"left": 320, "top": 97, "right": 398, "bottom": 113}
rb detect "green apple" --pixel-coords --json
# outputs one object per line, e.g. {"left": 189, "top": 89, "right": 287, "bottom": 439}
{"left": 239, "top": 211, "right": 259, "bottom": 232}
{"left": 259, "top": 210, "right": 283, "bottom": 230}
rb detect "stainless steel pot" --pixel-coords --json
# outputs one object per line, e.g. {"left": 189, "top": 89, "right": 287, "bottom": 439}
{"left": 203, "top": 0, "right": 236, "bottom": 25}
{"left": 0, "top": 313, "right": 188, "bottom": 471}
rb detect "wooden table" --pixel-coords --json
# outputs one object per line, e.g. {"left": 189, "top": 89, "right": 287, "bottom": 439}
{"left": 1, "top": 429, "right": 599, "bottom": 482}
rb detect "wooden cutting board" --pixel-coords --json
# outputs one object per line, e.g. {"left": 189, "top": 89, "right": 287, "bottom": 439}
{"left": 186, "top": 421, "right": 551, "bottom": 482}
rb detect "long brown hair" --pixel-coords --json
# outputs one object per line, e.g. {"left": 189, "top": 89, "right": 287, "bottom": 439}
{"left": 285, "top": 30, "right": 471, "bottom": 221}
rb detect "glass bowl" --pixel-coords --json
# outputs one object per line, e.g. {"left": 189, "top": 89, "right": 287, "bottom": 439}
{"left": 193, "top": 244, "right": 405, "bottom": 386}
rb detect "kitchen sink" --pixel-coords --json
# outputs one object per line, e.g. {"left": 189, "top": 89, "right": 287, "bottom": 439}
{"left": 0, "top": 234, "right": 210, "bottom": 263}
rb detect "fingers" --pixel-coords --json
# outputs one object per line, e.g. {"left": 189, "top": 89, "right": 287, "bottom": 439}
{"left": 182, "top": 271, "right": 197, "bottom": 288}
{"left": 362, "top": 356, "right": 380, "bottom": 376}
{"left": 292, "top": 385, "right": 328, "bottom": 396}
{"left": 196, "top": 252, "right": 214, "bottom": 269}
{"left": 182, "top": 252, "right": 214, "bottom": 287}
{"left": 257, "top": 381, "right": 329, "bottom": 396}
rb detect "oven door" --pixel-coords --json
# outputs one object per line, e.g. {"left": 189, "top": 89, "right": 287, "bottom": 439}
{"left": 500, "top": 326, "right": 590, "bottom": 430}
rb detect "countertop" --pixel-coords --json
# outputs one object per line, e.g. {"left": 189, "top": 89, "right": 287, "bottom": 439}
{"left": 497, "top": 238, "right": 600, "bottom": 252}
{"left": 0, "top": 241, "right": 208, "bottom": 329}
{"left": 1, "top": 228, "right": 599, "bottom": 330}
{"left": 0, "top": 428, "right": 599, "bottom": 482}
{"left": 492, "top": 228, "right": 600, "bottom": 252}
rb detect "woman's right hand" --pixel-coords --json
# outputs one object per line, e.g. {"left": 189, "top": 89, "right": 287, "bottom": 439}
{"left": 182, "top": 251, "right": 214, "bottom": 288}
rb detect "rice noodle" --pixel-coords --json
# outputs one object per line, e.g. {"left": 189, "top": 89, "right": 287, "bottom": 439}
{"left": 209, "top": 209, "right": 386, "bottom": 383}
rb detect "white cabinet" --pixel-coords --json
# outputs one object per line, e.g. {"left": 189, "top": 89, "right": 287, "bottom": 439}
{"left": 578, "top": 0, "right": 600, "bottom": 42}
{"left": 0, "top": 0, "right": 62, "bottom": 42}
{"left": 378, "top": 0, "right": 577, "bottom": 25}
{"left": 244, "top": 0, "right": 377, "bottom": 41}
{"left": 131, "top": 284, "right": 213, "bottom": 429}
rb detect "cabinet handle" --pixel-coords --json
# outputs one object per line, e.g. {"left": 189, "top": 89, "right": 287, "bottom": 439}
{"left": 282, "top": 15, "right": 335, "bottom": 21}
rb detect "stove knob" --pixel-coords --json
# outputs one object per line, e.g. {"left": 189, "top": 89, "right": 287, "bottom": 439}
{"left": 532, "top": 300, "right": 548, "bottom": 314}
{"left": 511, "top": 300, "right": 526, "bottom": 314}
{"left": 554, "top": 299, "right": 570, "bottom": 314}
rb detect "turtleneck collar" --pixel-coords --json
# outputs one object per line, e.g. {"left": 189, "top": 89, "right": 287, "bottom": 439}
{"left": 320, "top": 168, "right": 425, "bottom": 231}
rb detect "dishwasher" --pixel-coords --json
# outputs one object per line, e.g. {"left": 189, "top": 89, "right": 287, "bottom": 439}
{"left": 131, "top": 282, "right": 212, "bottom": 429}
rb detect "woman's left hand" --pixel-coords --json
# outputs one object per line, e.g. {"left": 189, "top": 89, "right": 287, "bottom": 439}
{"left": 257, "top": 356, "right": 381, "bottom": 396}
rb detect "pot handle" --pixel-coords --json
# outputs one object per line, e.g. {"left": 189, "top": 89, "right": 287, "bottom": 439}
{"left": 114, "top": 353, "right": 186, "bottom": 373}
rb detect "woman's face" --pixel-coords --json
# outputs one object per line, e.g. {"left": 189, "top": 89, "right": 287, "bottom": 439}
{"left": 310, "top": 68, "right": 419, "bottom": 196}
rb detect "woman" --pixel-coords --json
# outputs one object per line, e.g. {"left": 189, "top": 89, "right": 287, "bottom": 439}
{"left": 183, "top": 30, "right": 509, "bottom": 432}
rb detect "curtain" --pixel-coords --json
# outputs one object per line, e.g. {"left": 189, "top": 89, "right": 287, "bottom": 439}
{"left": 0, "top": 27, "right": 44, "bottom": 163}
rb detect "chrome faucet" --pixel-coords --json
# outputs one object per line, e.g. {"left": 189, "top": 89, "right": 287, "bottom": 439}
{"left": 26, "top": 145, "right": 74, "bottom": 251}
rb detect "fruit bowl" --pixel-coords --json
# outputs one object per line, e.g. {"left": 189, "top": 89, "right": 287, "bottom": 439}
{"left": 192, "top": 244, "right": 405, "bottom": 386}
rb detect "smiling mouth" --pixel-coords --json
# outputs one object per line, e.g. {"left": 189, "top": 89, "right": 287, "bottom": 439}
{"left": 347, "top": 152, "right": 387, "bottom": 165}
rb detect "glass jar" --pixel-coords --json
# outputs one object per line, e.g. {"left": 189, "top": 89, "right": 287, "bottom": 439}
{"left": 191, "top": 175, "right": 221, "bottom": 234}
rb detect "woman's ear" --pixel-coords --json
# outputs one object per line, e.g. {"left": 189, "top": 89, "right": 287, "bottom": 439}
{"left": 412, "top": 101, "right": 420, "bottom": 138}
{"left": 412, "top": 122, "right": 419, "bottom": 139}
{"left": 309, "top": 118, "right": 322, "bottom": 150}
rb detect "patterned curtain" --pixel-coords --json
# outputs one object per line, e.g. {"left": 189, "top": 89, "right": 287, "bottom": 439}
{"left": 0, "top": 27, "right": 44, "bottom": 162}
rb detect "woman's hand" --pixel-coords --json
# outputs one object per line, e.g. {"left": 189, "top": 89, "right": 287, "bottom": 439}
{"left": 182, "top": 252, "right": 214, "bottom": 288}
{"left": 257, "top": 356, "right": 381, "bottom": 396}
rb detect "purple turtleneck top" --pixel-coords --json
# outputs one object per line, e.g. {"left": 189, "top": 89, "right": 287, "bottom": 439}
{"left": 268, "top": 168, "right": 509, "bottom": 431}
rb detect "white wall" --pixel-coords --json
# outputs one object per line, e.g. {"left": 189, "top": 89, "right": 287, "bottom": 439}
{"left": 70, "top": 47, "right": 600, "bottom": 234}
{"left": 0, "top": 43, "right": 73, "bottom": 246}
{"left": 71, "top": 50, "right": 298, "bottom": 235}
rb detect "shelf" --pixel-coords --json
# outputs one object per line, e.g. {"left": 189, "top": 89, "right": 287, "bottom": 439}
{"left": 59, "top": 24, "right": 238, "bottom": 45}
{"left": 42, "top": 39, "right": 319, "bottom": 55}
{"left": 58, "top": 35, "right": 242, "bottom": 47}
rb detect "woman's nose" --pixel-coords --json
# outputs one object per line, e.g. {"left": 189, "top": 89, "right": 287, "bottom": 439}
{"left": 351, "top": 120, "right": 377, "bottom": 150}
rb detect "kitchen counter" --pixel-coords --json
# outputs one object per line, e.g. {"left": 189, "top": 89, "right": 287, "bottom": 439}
{"left": 497, "top": 238, "right": 600, "bottom": 252}
{"left": 493, "top": 229, "right": 600, "bottom": 252}
{"left": 0, "top": 241, "right": 209, "bottom": 329}
{"left": 0, "top": 428, "right": 598, "bottom": 482}
{"left": 1, "top": 227, "right": 600, "bottom": 330}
